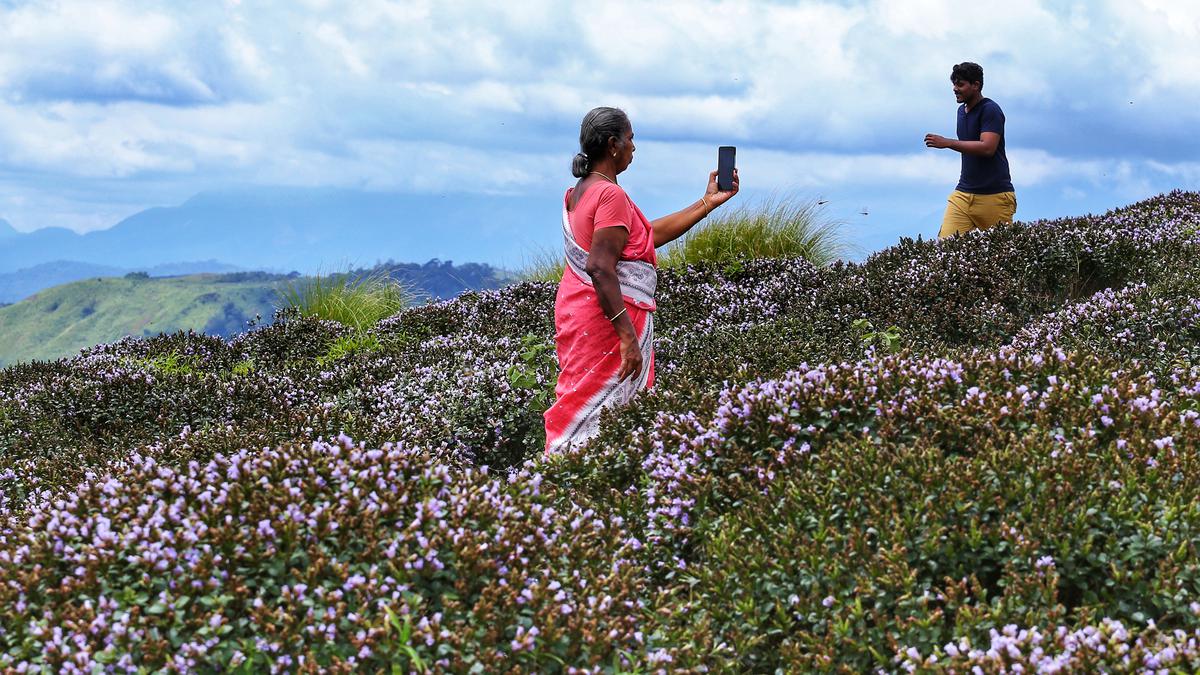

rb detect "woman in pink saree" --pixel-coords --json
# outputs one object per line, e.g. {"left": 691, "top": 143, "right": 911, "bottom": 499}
{"left": 544, "top": 107, "right": 739, "bottom": 452}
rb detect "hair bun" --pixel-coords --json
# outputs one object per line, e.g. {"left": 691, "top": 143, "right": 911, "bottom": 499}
{"left": 570, "top": 151, "right": 591, "bottom": 178}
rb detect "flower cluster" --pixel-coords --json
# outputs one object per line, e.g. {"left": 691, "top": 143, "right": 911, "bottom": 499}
{"left": 600, "top": 346, "right": 1200, "bottom": 669}
{"left": 895, "top": 617, "right": 1200, "bottom": 672}
{"left": 0, "top": 435, "right": 643, "bottom": 671}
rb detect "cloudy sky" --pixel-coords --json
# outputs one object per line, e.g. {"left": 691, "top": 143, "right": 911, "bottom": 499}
{"left": 1, "top": 0, "right": 1197, "bottom": 262}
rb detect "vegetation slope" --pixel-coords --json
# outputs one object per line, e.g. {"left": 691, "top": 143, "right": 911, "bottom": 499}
{"left": 0, "top": 274, "right": 279, "bottom": 367}
{"left": 0, "top": 261, "right": 511, "bottom": 367}
{"left": 2, "top": 192, "right": 1200, "bottom": 672}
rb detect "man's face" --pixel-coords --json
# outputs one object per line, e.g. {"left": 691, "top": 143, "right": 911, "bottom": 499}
{"left": 952, "top": 78, "right": 981, "bottom": 104}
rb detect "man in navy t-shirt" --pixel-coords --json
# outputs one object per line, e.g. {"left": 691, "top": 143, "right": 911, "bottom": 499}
{"left": 925, "top": 62, "right": 1017, "bottom": 238}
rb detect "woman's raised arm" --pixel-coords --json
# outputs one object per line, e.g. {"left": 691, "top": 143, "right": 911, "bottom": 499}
{"left": 651, "top": 169, "right": 739, "bottom": 248}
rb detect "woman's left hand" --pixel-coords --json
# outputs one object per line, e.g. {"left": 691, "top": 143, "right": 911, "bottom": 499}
{"left": 705, "top": 168, "right": 739, "bottom": 209}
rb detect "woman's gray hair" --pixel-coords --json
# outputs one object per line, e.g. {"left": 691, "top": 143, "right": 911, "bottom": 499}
{"left": 571, "top": 107, "right": 631, "bottom": 178}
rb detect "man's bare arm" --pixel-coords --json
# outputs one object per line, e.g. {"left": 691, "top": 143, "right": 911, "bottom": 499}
{"left": 924, "top": 131, "right": 1000, "bottom": 158}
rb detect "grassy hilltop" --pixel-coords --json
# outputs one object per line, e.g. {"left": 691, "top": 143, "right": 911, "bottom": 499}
{"left": 2, "top": 192, "right": 1200, "bottom": 671}
{"left": 0, "top": 262, "right": 512, "bottom": 367}
{"left": 0, "top": 274, "right": 279, "bottom": 367}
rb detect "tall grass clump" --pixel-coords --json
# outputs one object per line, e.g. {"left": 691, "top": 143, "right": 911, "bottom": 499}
{"left": 659, "top": 194, "right": 850, "bottom": 269}
{"left": 277, "top": 269, "right": 410, "bottom": 332}
{"left": 518, "top": 244, "right": 565, "bottom": 283}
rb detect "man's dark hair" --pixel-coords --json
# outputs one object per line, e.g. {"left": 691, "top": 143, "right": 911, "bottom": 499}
{"left": 950, "top": 62, "right": 984, "bottom": 87}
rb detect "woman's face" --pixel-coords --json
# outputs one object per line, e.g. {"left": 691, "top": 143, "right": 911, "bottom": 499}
{"left": 613, "top": 125, "right": 635, "bottom": 173}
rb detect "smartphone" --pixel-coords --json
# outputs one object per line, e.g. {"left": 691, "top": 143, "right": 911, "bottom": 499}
{"left": 717, "top": 146, "right": 736, "bottom": 191}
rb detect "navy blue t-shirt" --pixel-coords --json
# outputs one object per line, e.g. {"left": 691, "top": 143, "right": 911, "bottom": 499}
{"left": 956, "top": 98, "right": 1013, "bottom": 195}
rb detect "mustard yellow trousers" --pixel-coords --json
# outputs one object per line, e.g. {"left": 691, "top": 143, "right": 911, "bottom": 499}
{"left": 938, "top": 190, "right": 1017, "bottom": 238}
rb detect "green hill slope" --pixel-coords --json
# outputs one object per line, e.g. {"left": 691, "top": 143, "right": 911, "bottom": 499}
{"left": 0, "top": 274, "right": 279, "bottom": 366}
{"left": 0, "top": 261, "right": 513, "bottom": 366}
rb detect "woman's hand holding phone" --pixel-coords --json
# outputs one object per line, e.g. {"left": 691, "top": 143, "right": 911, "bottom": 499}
{"left": 705, "top": 167, "right": 739, "bottom": 209}
{"left": 649, "top": 148, "right": 742, "bottom": 247}
{"left": 706, "top": 145, "right": 739, "bottom": 210}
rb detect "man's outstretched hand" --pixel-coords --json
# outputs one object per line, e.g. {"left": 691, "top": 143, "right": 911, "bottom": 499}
{"left": 925, "top": 134, "right": 952, "bottom": 149}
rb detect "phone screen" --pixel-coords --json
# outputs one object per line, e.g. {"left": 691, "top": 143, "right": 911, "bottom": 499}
{"left": 717, "top": 146, "right": 736, "bottom": 191}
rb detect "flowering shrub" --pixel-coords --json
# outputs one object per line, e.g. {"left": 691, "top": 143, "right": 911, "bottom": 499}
{"left": 894, "top": 617, "right": 1200, "bottom": 672}
{"left": 2, "top": 191, "right": 1200, "bottom": 671}
{"left": 1011, "top": 271, "right": 1200, "bottom": 373}
{"left": 819, "top": 189, "right": 1200, "bottom": 349}
{"left": 0, "top": 436, "right": 645, "bottom": 672}
{"left": 605, "top": 348, "right": 1200, "bottom": 669}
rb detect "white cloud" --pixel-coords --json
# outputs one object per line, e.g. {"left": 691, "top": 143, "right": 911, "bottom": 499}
{"left": 0, "top": 99, "right": 276, "bottom": 177}
{"left": 0, "top": 1, "right": 213, "bottom": 103}
{"left": 222, "top": 26, "right": 272, "bottom": 84}
{"left": 459, "top": 81, "right": 525, "bottom": 114}
{"left": 1, "top": 1, "right": 178, "bottom": 53}
{"left": 313, "top": 22, "right": 370, "bottom": 77}
{"left": 0, "top": 0, "right": 1196, "bottom": 242}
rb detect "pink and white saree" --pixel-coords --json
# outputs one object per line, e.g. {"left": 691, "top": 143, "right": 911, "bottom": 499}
{"left": 544, "top": 183, "right": 657, "bottom": 453}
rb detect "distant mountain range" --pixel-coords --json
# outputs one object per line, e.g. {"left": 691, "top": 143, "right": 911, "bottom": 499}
{"left": 0, "top": 187, "right": 560, "bottom": 276}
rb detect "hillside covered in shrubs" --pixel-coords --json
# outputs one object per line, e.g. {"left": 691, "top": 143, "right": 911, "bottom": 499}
{"left": 3, "top": 192, "right": 1200, "bottom": 671}
{"left": 0, "top": 260, "right": 512, "bottom": 368}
